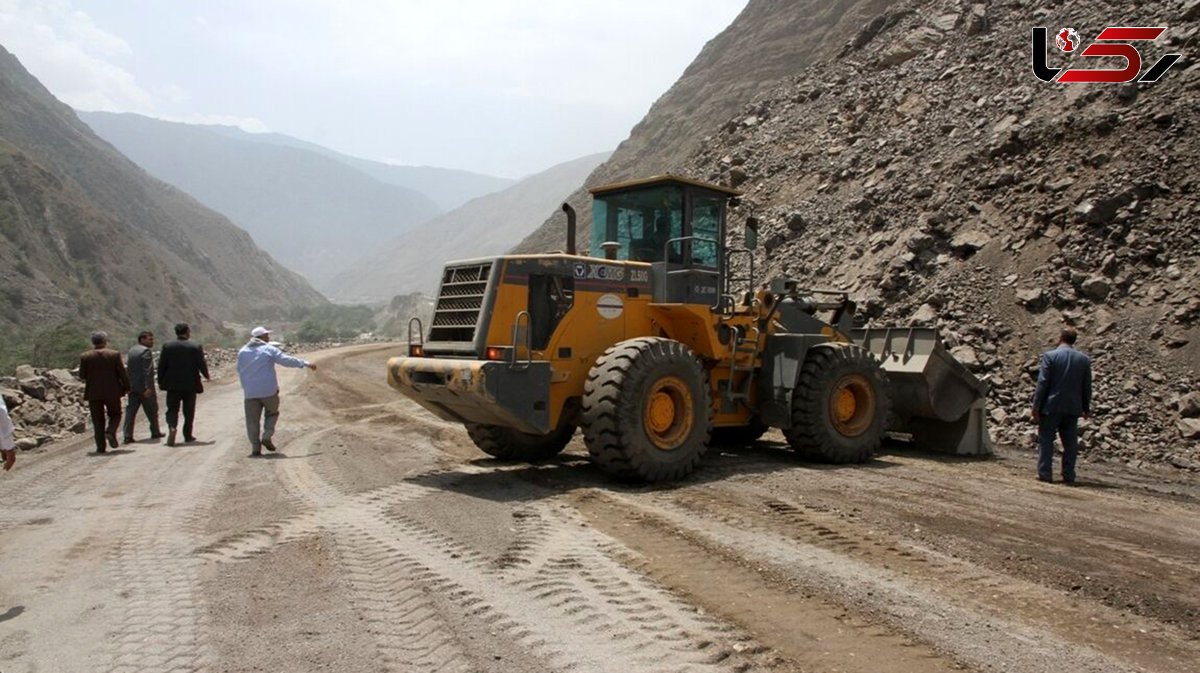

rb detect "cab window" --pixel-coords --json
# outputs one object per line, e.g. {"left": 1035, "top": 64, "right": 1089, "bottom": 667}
{"left": 592, "top": 186, "right": 683, "bottom": 263}
{"left": 690, "top": 194, "right": 722, "bottom": 268}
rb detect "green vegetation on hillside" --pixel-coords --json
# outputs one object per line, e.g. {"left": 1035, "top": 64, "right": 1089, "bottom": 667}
{"left": 288, "top": 304, "right": 376, "bottom": 342}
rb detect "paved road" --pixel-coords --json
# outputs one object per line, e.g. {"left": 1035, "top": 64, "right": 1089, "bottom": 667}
{"left": 2, "top": 343, "right": 1198, "bottom": 672}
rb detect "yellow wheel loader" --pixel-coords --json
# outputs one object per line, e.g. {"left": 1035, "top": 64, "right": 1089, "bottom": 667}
{"left": 388, "top": 175, "right": 992, "bottom": 482}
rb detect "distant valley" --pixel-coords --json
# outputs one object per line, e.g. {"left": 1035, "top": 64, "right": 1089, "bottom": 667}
{"left": 80, "top": 112, "right": 516, "bottom": 288}
{"left": 326, "top": 151, "right": 608, "bottom": 303}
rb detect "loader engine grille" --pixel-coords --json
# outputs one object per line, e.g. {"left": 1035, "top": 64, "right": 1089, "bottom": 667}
{"left": 429, "top": 262, "right": 493, "bottom": 343}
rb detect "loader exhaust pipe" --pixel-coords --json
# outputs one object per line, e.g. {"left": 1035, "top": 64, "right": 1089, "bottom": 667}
{"left": 562, "top": 203, "right": 576, "bottom": 255}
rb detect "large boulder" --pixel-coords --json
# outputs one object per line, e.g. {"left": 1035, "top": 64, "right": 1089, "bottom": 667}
{"left": 1081, "top": 276, "right": 1112, "bottom": 301}
{"left": 45, "top": 369, "right": 80, "bottom": 388}
{"left": 1015, "top": 288, "right": 1047, "bottom": 312}
{"left": 1179, "top": 392, "right": 1200, "bottom": 419}
{"left": 1, "top": 387, "right": 24, "bottom": 410}
{"left": 950, "top": 230, "right": 991, "bottom": 256}
{"left": 1178, "top": 418, "right": 1200, "bottom": 440}
{"left": 18, "top": 377, "right": 48, "bottom": 402}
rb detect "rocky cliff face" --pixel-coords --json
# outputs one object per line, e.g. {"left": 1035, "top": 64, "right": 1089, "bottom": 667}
{"left": 523, "top": 0, "right": 1200, "bottom": 468}
{"left": 0, "top": 46, "right": 324, "bottom": 339}
{"left": 679, "top": 0, "right": 1200, "bottom": 467}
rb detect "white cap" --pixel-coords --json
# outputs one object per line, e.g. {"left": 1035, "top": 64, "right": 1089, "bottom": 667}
{"left": 251, "top": 326, "right": 270, "bottom": 338}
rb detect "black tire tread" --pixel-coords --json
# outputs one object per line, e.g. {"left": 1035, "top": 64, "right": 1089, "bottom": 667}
{"left": 581, "top": 337, "right": 712, "bottom": 482}
{"left": 783, "top": 344, "right": 890, "bottom": 464}
{"left": 465, "top": 422, "right": 574, "bottom": 461}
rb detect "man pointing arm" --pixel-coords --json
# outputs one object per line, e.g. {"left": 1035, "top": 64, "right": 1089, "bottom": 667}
{"left": 237, "top": 326, "right": 317, "bottom": 457}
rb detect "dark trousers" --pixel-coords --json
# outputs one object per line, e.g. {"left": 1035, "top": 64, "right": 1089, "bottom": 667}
{"left": 123, "top": 391, "right": 161, "bottom": 439}
{"left": 88, "top": 398, "right": 122, "bottom": 451}
{"left": 165, "top": 391, "right": 197, "bottom": 438}
{"left": 244, "top": 394, "right": 281, "bottom": 449}
{"left": 1038, "top": 413, "right": 1080, "bottom": 482}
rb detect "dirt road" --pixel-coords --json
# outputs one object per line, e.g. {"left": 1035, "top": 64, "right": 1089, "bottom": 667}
{"left": 2, "top": 344, "right": 1198, "bottom": 673}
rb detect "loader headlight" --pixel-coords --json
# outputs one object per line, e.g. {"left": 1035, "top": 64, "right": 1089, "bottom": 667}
{"left": 485, "top": 346, "right": 511, "bottom": 361}
{"left": 409, "top": 344, "right": 425, "bottom": 357}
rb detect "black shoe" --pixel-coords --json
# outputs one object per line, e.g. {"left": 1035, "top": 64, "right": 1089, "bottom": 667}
{"left": 250, "top": 450, "right": 262, "bottom": 457}
{"left": 96, "top": 447, "right": 106, "bottom": 454}
{"left": 1037, "top": 476, "right": 1053, "bottom": 483}
{"left": 166, "top": 428, "right": 177, "bottom": 447}
{"left": 184, "top": 435, "right": 197, "bottom": 443}
{"left": 123, "top": 436, "right": 135, "bottom": 443}
{"left": 150, "top": 432, "right": 165, "bottom": 440}
{"left": 262, "top": 438, "right": 277, "bottom": 452}
{"left": 106, "top": 433, "right": 119, "bottom": 449}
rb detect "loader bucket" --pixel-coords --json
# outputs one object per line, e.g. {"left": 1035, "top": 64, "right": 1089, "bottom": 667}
{"left": 853, "top": 327, "right": 994, "bottom": 456}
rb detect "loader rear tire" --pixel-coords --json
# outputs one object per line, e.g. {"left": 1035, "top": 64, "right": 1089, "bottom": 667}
{"left": 581, "top": 337, "right": 712, "bottom": 482}
{"left": 784, "top": 344, "right": 889, "bottom": 464}
{"left": 465, "top": 422, "right": 575, "bottom": 462}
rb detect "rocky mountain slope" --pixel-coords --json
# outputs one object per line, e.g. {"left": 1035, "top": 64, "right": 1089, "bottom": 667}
{"left": 690, "top": 0, "right": 1199, "bottom": 466}
{"left": 202, "top": 126, "right": 515, "bottom": 212}
{"left": 0, "top": 46, "right": 324, "bottom": 340}
{"left": 515, "top": 0, "right": 894, "bottom": 253}
{"left": 79, "top": 111, "right": 443, "bottom": 287}
{"left": 326, "top": 151, "right": 609, "bottom": 303}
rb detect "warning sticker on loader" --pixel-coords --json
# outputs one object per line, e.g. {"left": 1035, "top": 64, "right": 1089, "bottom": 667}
{"left": 596, "top": 293, "right": 624, "bottom": 320}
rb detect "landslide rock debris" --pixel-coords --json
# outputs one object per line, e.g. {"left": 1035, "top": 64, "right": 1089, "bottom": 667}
{"left": 682, "top": 0, "right": 1200, "bottom": 468}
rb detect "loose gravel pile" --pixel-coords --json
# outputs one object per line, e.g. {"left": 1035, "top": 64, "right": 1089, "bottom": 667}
{"left": 683, "top": 0, "right": 1200, "bottom": 469}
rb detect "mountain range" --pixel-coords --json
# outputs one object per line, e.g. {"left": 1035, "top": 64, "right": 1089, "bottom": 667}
{"left": 0, "top": 45, "right": 323, "bottom": 342}
{"left": 80, "top": 112, "right": 452, "bottom": 287}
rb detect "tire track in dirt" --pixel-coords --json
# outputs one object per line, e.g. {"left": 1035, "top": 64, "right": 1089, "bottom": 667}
{"left": 356, "top": 501, "right": 779, "bottom": 673}
{"left": 572, "top": 490, "right": 955, "bottom": 673}
{"left": 0, "top": 438, "right": 105, "bottom": 529}
{"left": 102, "top": 395, "right": 245, "bottom": 673}
{"left": 667, "top": 484, "right": 1198, "bottom": 673}
{"left": 255, "top": 408, "right": 781, "bottom": 673}
{"left": 594, "top": 488, "right": 1179, "bottom": 673}
{"left": 775, "top": 455, "right": 1200, "bottom": 636}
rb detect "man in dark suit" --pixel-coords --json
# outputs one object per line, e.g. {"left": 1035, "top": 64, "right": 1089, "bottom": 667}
{"left": 157, "top": 323, "right": 210, "bottom": 446}
{"left": 79, "top": 331, "right": 130, "bottom": 454}
{"left": 123, "top": 330, "right": 164, "bottom": 443}
{"left": 1031, "top": 326, "right": 1093, "bottom": 484}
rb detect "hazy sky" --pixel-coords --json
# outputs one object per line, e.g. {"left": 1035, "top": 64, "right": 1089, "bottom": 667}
{"left": 0, "top": 0, "right": 748, "bottom": 177}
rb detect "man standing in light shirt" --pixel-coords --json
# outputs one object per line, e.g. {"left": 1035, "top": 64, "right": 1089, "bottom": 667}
{"left": 236, "top": 326, "right": 316, "bottom": 457}
{"left": 1, "top": 395, "right": 16, "bottom": 471}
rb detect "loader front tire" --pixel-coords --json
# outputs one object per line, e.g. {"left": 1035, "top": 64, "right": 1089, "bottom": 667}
{"left": 581, "top": 337, "right": 712, "bottom": 482}
{"left": 465, "top": 422, "right": 574, "bottom": 462}
{"left": 784, "top": 344, "right": 889, "bottom": 464}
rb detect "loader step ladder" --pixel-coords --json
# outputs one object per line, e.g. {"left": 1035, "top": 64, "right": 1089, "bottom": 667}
{"left": 725, "top": 324, "right": 761, "bottom": 409}
{"left": 721, "top": 248, "right": 755, "bottom": 316}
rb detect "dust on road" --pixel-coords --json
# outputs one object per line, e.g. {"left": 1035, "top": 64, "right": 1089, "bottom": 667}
{"left": 2, "top": 344, "right": 1197, "bottom": 673}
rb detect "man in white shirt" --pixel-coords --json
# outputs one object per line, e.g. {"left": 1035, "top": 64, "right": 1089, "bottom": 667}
{"left": 236, "top": 326, "right": 316, "bottom": 457}
{"left": 1, "top": 395, "right": 17, "bottom": 471}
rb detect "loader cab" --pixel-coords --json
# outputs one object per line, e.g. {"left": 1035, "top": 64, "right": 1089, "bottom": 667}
{"left": 589, "top": 176, "right": 740, "bottom": 306}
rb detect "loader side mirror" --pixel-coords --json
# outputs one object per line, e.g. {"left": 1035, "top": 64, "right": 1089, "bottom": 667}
{"left": 744, "top": 217, "right": 759, "bottom": 249}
